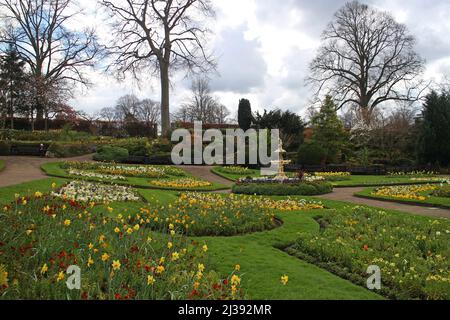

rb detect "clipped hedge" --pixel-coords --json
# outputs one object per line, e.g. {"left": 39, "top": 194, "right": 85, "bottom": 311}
{"left": 232, "top": 181, "right": 333, "bottom": 196}
{"left": 93, "top": 146, "right": 129, "bottom": 162}
{"left": 47, "top": 142, "right": 93, "bottom": 158}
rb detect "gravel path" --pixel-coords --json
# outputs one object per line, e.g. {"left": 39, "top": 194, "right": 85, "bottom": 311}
{"left": 0, "top": 154, "right": 93, "bottom": 188}
{"left": 316, "top": 187, "right": 450, "bottom": 219}
{"left": 177, "top": 165, "right": 234, "bottom": 187}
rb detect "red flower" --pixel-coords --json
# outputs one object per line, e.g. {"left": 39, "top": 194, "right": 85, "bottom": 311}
{"left": 114, "top": 293, "right": 122, "bottom": 300}
{"left": 212, "top": 283, "right": 221, "bottom": 290}
{"left": 223, "top": 279, "right": 229, "bottom": 285}
{"left": 81, "top": 292, "right": 89, "bottom": 300}
{"left": 363, "top": 245, "right": 369, "bottom": 251}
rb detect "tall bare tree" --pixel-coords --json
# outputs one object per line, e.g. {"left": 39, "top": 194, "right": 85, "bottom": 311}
{"left": 101, "top": 0, "right": 216, "bottom": 137}
{"left": 0, "top": 0, "right": 102, "bottom": 128}
{"left": 308, "top": 1, "right": 425, "bottom": 124}
{"left": 175, "top": 77, "right": 229, "bottom": 124}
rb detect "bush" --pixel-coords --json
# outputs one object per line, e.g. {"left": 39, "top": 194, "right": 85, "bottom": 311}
{"left": 232, "top": 181, "right": 333, "bottom": 196}
{"left": 297, "top": 142, "right": 326, "bottom": 165}
{"left": 47, "top": 142, "right": 93, "bottom": 158}
{"left": 0, "top": 141, "right": 11, "bottom": 155}
{"left": 93, "top": 146, "right": 129, "bottom": 162}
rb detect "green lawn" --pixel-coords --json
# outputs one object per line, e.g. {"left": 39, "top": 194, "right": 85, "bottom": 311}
{"left": 211, "top": 166, "right": 445, "bottom": 187}
{"left": 355, "top": 186, "right": 450, "bottom": 209}
{"left": 42, "top": 162, "right": 229, "bottom": 192}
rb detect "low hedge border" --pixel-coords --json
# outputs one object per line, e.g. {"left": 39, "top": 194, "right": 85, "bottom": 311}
{"left": 232, "top": 182, "right": 333, "bottom": 196}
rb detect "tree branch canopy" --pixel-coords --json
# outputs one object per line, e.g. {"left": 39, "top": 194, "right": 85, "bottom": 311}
{"left": 101, "top": 0, "right": 216, "bottom": 136}
{"left": 307, "top": 0, "right": 425, "bottom": 122}
{"left": 0, "top": 0, "right": 102, "bottom": 93}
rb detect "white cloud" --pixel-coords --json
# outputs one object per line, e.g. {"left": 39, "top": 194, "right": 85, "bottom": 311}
{"left": 67, "top": 0, "right": 450, "bottom": 119}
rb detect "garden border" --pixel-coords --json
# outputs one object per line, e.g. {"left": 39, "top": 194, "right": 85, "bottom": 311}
{"left": 42, "top": 163, "right": 231, "bottom": 192}
{"left": 354, "top": 193, "right": 450, "bottom": 210}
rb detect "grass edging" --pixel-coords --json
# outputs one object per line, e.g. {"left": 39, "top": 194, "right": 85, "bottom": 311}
{"left": 210, "top": 167, "right": 240, "bottom": 182}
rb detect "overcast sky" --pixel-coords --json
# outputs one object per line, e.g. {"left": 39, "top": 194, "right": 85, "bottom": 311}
{"left": 71, "top": 0, "right": 450, "bottom": 118}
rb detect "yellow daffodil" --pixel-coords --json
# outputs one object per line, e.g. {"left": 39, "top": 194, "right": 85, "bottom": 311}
{"left": 281, "top": 275, "right": 289, "bottom": 285}
{"left": 112, "top": 260, "right": 121, "bottom": 271}
{"left": 64, "top": 220, "right": 71, "bottom": 227}
{"left": 87, "top": 255, "right": 94, "bottom": 267}
{"left": 40, "top": 263, "right": 48, "bottom": 275}
{"left": 147, "top": 275, "right": 155, "bottom": 285}
{"left": 101, "top": 253, "right": 110, "bottom": 262}
{"left": 56, "top": 271, "right": 65, "bottom": 282}
{"left": 171, "top": 252, "right": 180, "bottom": 261}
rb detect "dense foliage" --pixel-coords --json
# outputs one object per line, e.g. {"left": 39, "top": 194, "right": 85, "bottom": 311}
{"left": 416, "top": 90, "right": 450, "bottom": 166}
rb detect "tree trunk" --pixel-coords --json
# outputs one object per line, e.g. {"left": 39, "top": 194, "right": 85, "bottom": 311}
{"left": 160, "top": 62, "right": 171, "bottom": 138}
{"left": 9, "top": 99, "right": 14, "bottom": 130}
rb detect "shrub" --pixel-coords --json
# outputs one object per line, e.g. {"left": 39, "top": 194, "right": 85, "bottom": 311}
{"left": 232, "top": 181, "right": 333, "bottom": 196}
{"left": 297, "top": 142, "right": 326, "bottom": 165}
{"left": 47, "top": 142, "right": 93, "bottom": 158}
{"left": 93, "top": 146, "right": 129, "bottom": 162}
{"left": 0, "top": 141, "right": 11, "bottom": 155}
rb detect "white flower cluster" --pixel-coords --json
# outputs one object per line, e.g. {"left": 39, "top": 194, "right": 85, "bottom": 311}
{"left": 68, "top": 169, "right": 127, "bottom": 181}
{"left": 52, "top": 181, "right": 141, "bottom": 202}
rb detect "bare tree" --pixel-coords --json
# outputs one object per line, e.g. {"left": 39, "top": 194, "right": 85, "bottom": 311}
{"left": 98, "top": 106, "right": 117, "bottom": 123}
{"left": 137, "top": 98, "right": 160, "bottom": 126}
{"left": 176, "top": 77, "right": 229, "bottom": 124}
{"left": 115, "top": 94, "right": 140, "bottom": 121}
{"left": 0, "top": 0, "right": 102, "bottom": 128}
{"left": 308, "top": 1, "right": 426, "bottom": 124}
{"left": 101, "top": 0, "right": 216, "bottom": 137}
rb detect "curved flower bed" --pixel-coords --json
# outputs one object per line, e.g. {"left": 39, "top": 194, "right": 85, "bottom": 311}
{"left": 0, "top": 193, "right": 243, "bottom": 300}
{"left": 144, "top": 193, "right": 324, "bottom": 237}
{"left": 232, "top": 181, "right": 333, "bottom": 196}
{"left": 68, "top": 168, "right": 127, "bottom": 181}
{"left": 286, "top": 206, "right": 450, "bottom": 300}
{"left": 52, "top": 181, "right": 141, "bottom": 203}
{"left": 62, "top": 162, "right": 186, "bottom": 179}
{"left": 149, "top": 178, "right": 212, "bottom": 189}
{"left": 371, "top": 184, "right": 438, "bottom": 201}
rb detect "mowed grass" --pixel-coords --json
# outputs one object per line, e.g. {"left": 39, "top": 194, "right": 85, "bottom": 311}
{"left": 42, "top": 162, "right": 229, "bottom": 191}
{"left": 355, "top": 186, "right": 450, "bottom": 209}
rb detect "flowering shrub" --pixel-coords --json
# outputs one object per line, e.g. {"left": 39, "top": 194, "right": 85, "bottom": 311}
{"left": 0, "top": 192, "right": 243, "bottom": 300}
{"left": 52, "top": 181, "right": 141, "bottom": 203}
{"left": 286, "top": 206, "right": 450, "bottom": 300}
{"left": 68, "top": 168, "right": 127, "bottom": 181}
{"left": 149, "top": 178, "right": 212, "bottom": 189}
{"left": 144, "top": 193, "right": 323, "bottom": 237}
{"left": 371, "top": 184, "right": 438, "bottom": 201}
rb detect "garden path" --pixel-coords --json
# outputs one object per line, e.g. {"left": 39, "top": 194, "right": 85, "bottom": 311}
{"left": 317, "top": 187, "right": 450, "bottom": 219}
{"left": 0, "top": 154, "right": 94, "bottom": 188}
{"left": 177, "top": 165, "right": 234, "bottom": 188}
